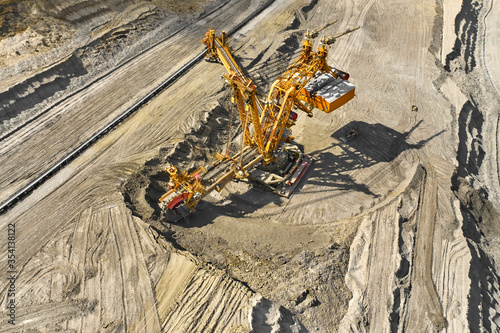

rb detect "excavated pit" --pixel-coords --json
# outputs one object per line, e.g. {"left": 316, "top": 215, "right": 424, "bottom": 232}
{"left": 122, "top": 94, "right": 241, "bottom": 223}
{"left": 120, "top": 10, "right": 364, "bottom": 328}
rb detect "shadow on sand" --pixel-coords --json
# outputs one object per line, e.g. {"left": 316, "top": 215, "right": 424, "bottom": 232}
{"left": 169, "top": 120, "right": 444, "bottom": 226}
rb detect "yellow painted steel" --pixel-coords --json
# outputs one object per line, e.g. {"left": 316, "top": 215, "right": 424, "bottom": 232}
{"left": 160, "top": 26, "right": 359, "bottom": 213}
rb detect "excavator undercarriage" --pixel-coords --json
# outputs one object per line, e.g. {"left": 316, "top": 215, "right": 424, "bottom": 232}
{"left": 159, "top": 24, "right": 359, "bottom": 222}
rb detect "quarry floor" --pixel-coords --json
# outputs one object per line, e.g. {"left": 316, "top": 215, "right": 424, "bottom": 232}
{"left": 1, "top": 0, "right": 500, "bottom": 332}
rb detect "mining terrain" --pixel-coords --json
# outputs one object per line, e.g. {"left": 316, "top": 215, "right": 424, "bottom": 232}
{"left": 1, "top": 0, "right": 500, "bottom": 332}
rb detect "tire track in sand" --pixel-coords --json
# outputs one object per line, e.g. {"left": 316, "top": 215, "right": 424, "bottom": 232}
{"left": 405, "top": 164, "right": 447, "bottom": 331}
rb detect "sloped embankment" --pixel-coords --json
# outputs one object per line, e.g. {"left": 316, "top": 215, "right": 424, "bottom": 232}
{"left": 0, "top": 0, "right": 216, "bottom": 138}
{"left": 0, "top": 202, "right": 302, "bottom": 331}
{"left": 443, "top": 0, "right": 500, "bottom": 330}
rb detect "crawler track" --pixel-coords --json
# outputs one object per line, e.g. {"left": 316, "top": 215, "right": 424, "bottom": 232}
{"left": 0, "top": 0, "right": 275, "bottom": 213}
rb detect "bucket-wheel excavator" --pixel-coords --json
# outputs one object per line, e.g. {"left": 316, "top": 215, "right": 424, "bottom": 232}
{"left": 159, "top": 24, "right": 359, "bottom": 221}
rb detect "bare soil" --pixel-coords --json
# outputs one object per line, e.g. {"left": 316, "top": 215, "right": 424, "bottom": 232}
{"left": 1, "top": 0, "right": 500, "bottom": 332}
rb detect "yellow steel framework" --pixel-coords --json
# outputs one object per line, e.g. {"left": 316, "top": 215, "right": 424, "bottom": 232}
{"left": 159, "top": 25, "right": 359, "bottom": 219}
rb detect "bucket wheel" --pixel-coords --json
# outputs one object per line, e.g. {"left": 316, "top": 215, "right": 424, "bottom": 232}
{"left": 163, "top": 193, "right": 191, "bottom": 222}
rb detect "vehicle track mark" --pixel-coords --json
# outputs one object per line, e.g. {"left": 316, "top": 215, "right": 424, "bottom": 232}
{"left": 405, "top": 164, "right": 447, "bottom": 331}
{"left": 0, "top": 0, "right": 277, "bottom": 214}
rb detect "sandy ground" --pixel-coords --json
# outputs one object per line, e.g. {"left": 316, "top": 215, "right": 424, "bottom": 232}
{"left": 1, "top": 0, "right": 500, "bottom": 332}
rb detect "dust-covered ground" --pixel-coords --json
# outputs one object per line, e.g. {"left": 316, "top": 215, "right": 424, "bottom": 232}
{"left": 0, "top": 0, "right": 218, "bottom": 137}
{"left": 1, "top": 0, "right": 500, "bottom": 332}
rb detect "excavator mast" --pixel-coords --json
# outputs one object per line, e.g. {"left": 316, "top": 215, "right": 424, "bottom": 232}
{"left": 160, "top": 25, "right": 359, "bottom": 221}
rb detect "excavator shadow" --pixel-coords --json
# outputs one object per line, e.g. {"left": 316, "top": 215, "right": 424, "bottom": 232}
{"left": 180, "top": 181, "right": 287, "bottom": 227}
{"left": 303, "top": 120, "right": 444, "bottom": 195}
